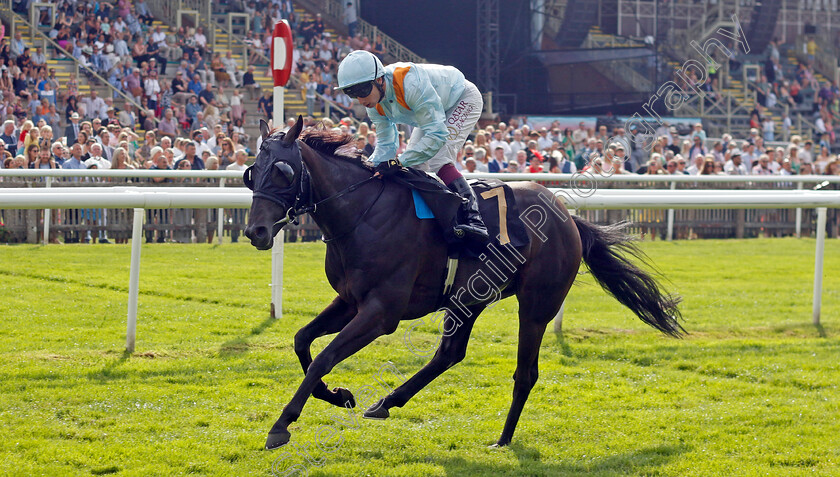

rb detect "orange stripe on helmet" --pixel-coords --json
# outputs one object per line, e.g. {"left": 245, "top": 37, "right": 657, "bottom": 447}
{"left": 392, "top": 66, "right": 412, "bottom": 111}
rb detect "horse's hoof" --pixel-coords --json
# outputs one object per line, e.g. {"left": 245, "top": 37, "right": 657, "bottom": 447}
{"left": 265, "top": 430, "right": 291, "bottom": 450}
{"left": 489, "top": 440, "right": 509, "bottom": 449}
{"left": 363, "top": 399, "right": 390, "bottom": 420}
{"left": 333, "top": 387, "right": 356, "bottom": 408}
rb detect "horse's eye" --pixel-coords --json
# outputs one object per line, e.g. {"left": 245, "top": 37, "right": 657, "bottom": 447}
{"left": 273, "top": 161, "right": 295, "bottom": 186}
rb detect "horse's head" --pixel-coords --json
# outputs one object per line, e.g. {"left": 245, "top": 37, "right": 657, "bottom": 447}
{"left": 244, "top": 116, "right": 306, "bottom": 250}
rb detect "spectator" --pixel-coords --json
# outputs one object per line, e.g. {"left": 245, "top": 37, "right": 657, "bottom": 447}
{"left": 194, "top": 27, "right": 208, "bottom": 56}
{"left": 31, "top": 47, "right": 46, "bottom": 67}
{"left": 473, "top": 147, "right": 489, "bottom": 172}
{"left": 229, "top": 88, "right": 244, "bottom": 122}
{"left": 372, "top": 35, "right": 385, "bottom": 59}
{"left": 536, "top": 127, "right": 553, "bottom": 151}
{"left": 211, "top": 52, "right": 230, "bottom": 86}
{"left": 488, "top": 146, "right": 507, "bottom": 173}
{"left": 363, "top": 131, "right": 376, "bottom": 157}
{"left": 173, "top": 141, "right": 204, "bottom": 170}
{"left": 344, "top": 1, "right": 358, "bottom": 38}
{"left": 170, "top": 71, "right": 192, "bottom": 105}
{"left": 226, "top": 149, "right": 249, "bottom": 171}
{"left": 687, "top": 135, "right": 706, "bottom": 161}
{"left": 84, "top": 143, "right": 111, "bottom": 169}
{"left": 799, "top": 140, "right": 814, "bottom": 165}
{"left": 1, "top": 119, "right": 18, "bottom": 155}
{"left": 222, "top": 51, "right": 240, "bottom": 87}
{"left": 752, "top": 154, "right": 773, "bottom": 175}
{"left": 257, "top": 90, "right": 273, "bottom": 121}
{"left": 185, "top": 95, "right": 202, "bottom": 123}
{"left": 187, "top": 73, "right": 203, "bottom": 96}
{"left": 122, "top": 68, "right": 143, "bottom": 104}
{"left": 61, "top": 143, "right": 86, "bottom": 169}
{"left": 305, "top": 75, "right": 318, "bottom": 116}
{"left": 10, "top": 31, "right": 25, "bottom": 58}
{"left": 242, "top": 66, "right": 260, "bottom": 100}
{"left": 98, "top": 129, "right": 114, "bottom": 162}
{"left": 158, "top": 108, "right": 179, "bottom": 139}
{"left": 198, "top": 84, "right": 215, "bottom": 108}
{"left": 49, "top": 141, "right": 65, "bottom": 167}
{"left": 194, "top": 129, "right": 211, "bottom": 157}
{"left": 217, "top": 137, "right": 236, "bottom": 168}
{"left": 742, "top": 143, "right": 759, "bottom": 169}
{"left": 144, "top": 70, "right": 161, "bottom": 111}
{"left": 724, "top": 149, "right": 748, "bottom": 175}
{"left": 190, "top": 111, "right": 209, "bottom": 133}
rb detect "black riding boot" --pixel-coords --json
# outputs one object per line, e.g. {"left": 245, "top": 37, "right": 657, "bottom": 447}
{"left": 447, "top": 177, "right": 490, "bottom": 243}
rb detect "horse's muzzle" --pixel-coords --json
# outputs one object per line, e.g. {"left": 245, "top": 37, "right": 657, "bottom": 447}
{"left": 245, "top": 224, "right": 273, "bottom": 250}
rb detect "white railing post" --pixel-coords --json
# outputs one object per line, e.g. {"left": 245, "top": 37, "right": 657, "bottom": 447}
{"left": 43, "top": 176, "right": 51, "bottom": 245}
{"left": 796, "top": 181, "right": 803, "bottom": 238}
{"left": 666, "top": 180, "right": 676, "bottom": 241}
{"left": 812, "top": 207, "right": 827, "bottom": 326}
{"left": 553, "top": 302, "right": 565, "bottom": 332}
{"left": 126, "top": 208, "right": 144, "bottom": 353}
{"left": 271, "top": 230, "right": 284, "bottom": 319}
{"left": 217, "top": 178, "right": 225, "bottom": 245}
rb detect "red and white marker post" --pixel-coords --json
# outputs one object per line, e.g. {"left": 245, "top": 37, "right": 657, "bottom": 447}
{"left": 270, "top": 20, "right": 293, "bottom": 319}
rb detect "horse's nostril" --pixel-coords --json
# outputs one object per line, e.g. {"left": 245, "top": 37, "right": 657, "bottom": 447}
{"left": 245, "top": 225, "right": 271, "bottom": 247}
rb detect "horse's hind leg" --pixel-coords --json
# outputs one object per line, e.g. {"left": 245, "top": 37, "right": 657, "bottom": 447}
{"left": 294, "top": 296, "right": 358, "bottom": 408}
{"left": 364, "top": 305, "right": 483, "bottom": 419}
{"left": 493, "top": 316, "right": 550, "bottom": 447}
{"left": 495, "top": 284, "right": 571, "bottom": 446}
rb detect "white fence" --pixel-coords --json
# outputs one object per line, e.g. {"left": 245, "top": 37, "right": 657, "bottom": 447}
{"left": 1, "top": 182, "right": 839, "bottom": 351}
{"left": 5, "top": 170, "right": 840, "bottom": 244}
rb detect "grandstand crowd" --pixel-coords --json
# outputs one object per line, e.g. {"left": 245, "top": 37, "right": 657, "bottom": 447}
{"left": 443, "top": 119, "right": 840, "bottom": 176}
{"left": 0, "top": 0, "right": 837, "bottom": 179}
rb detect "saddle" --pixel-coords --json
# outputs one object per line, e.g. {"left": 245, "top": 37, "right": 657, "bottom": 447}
{"left": 388, "top": 168, "right": 530, "bottom": 255}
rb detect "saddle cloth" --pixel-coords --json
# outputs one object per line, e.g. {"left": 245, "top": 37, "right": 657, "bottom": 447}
{"left": 469, "top": 178, "right": 530, "bottom": 251}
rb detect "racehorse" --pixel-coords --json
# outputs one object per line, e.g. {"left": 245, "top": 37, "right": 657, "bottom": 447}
{"left": 244, "top": 116, "right": 684, "bottom": 450}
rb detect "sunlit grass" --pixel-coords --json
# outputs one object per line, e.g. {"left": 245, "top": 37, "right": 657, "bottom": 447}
{"left": 0, "top": 238, "right": 838, "bottom": 476}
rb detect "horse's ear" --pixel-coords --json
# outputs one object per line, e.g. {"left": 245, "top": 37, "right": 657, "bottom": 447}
{"left": 259, "top": 119, "right": 271, "bottom": 141}
{"left": 283, "top": 115, "right": 304, "bottom": 146}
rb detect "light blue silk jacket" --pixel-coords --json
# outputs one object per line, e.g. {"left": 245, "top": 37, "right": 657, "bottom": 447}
{"left": 366, "top": 62, "right": 466, "bottom": 167}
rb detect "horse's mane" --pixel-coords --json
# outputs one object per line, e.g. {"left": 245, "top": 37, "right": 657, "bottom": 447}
{"left": 297, "top": 125, "right": 373, "bottom": 170}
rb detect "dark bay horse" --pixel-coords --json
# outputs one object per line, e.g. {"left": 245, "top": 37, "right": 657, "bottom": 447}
{"left": 244, "top": 117, "right": 683, "bottom": 450}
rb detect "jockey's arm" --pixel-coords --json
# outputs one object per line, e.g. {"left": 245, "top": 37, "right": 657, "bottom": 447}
{"left": 367, "top": 109, "right": 398, "bottom": 165}
{"left": 397, "top": 67, "right": 448, "bottom": 167}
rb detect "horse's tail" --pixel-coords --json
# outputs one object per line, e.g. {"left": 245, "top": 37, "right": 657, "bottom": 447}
{"left": 572, "top": 216, "right": 685, "bottom": 337}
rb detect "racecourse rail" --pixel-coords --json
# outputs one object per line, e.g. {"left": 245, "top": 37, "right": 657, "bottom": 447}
{"left": 1, "top": 170, "right": 839, "bottom": 351}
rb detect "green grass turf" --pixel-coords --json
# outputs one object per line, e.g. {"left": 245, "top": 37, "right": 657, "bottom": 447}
{"left": 0, "top": 238, "right": 838, "bottom": 476}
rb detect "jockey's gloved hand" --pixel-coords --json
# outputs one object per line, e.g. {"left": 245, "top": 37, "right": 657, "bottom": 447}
{"left": 375, "top": 158, "right": 405, "bottom": 177}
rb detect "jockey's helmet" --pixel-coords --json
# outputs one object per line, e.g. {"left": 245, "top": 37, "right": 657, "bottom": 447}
{"left": 336, "top": 50, "right": 385, "bottom": 97}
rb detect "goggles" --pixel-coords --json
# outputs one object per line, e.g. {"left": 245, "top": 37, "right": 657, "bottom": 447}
{"left": 343, "top": 80, "right": 374, "bottom": 99}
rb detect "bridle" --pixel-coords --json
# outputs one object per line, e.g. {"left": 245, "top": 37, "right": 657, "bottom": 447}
{"left": 245, "top": 138, "right": 385, "bottom": 242}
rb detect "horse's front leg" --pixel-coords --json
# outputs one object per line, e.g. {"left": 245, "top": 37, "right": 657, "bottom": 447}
{"left": 294, "top": 296, "right": 358, "bottom": 408}
{"left": 266, "top": 304, "right": 399, "bottom": 449}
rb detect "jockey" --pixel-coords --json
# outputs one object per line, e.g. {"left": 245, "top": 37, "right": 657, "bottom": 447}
{"left": 336, "top": 50, "right": 489, "bottom": 243}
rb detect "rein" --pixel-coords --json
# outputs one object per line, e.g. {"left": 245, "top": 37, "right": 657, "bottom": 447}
{"left": 271, "top": 158, "right": 385, "bottom": 242}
